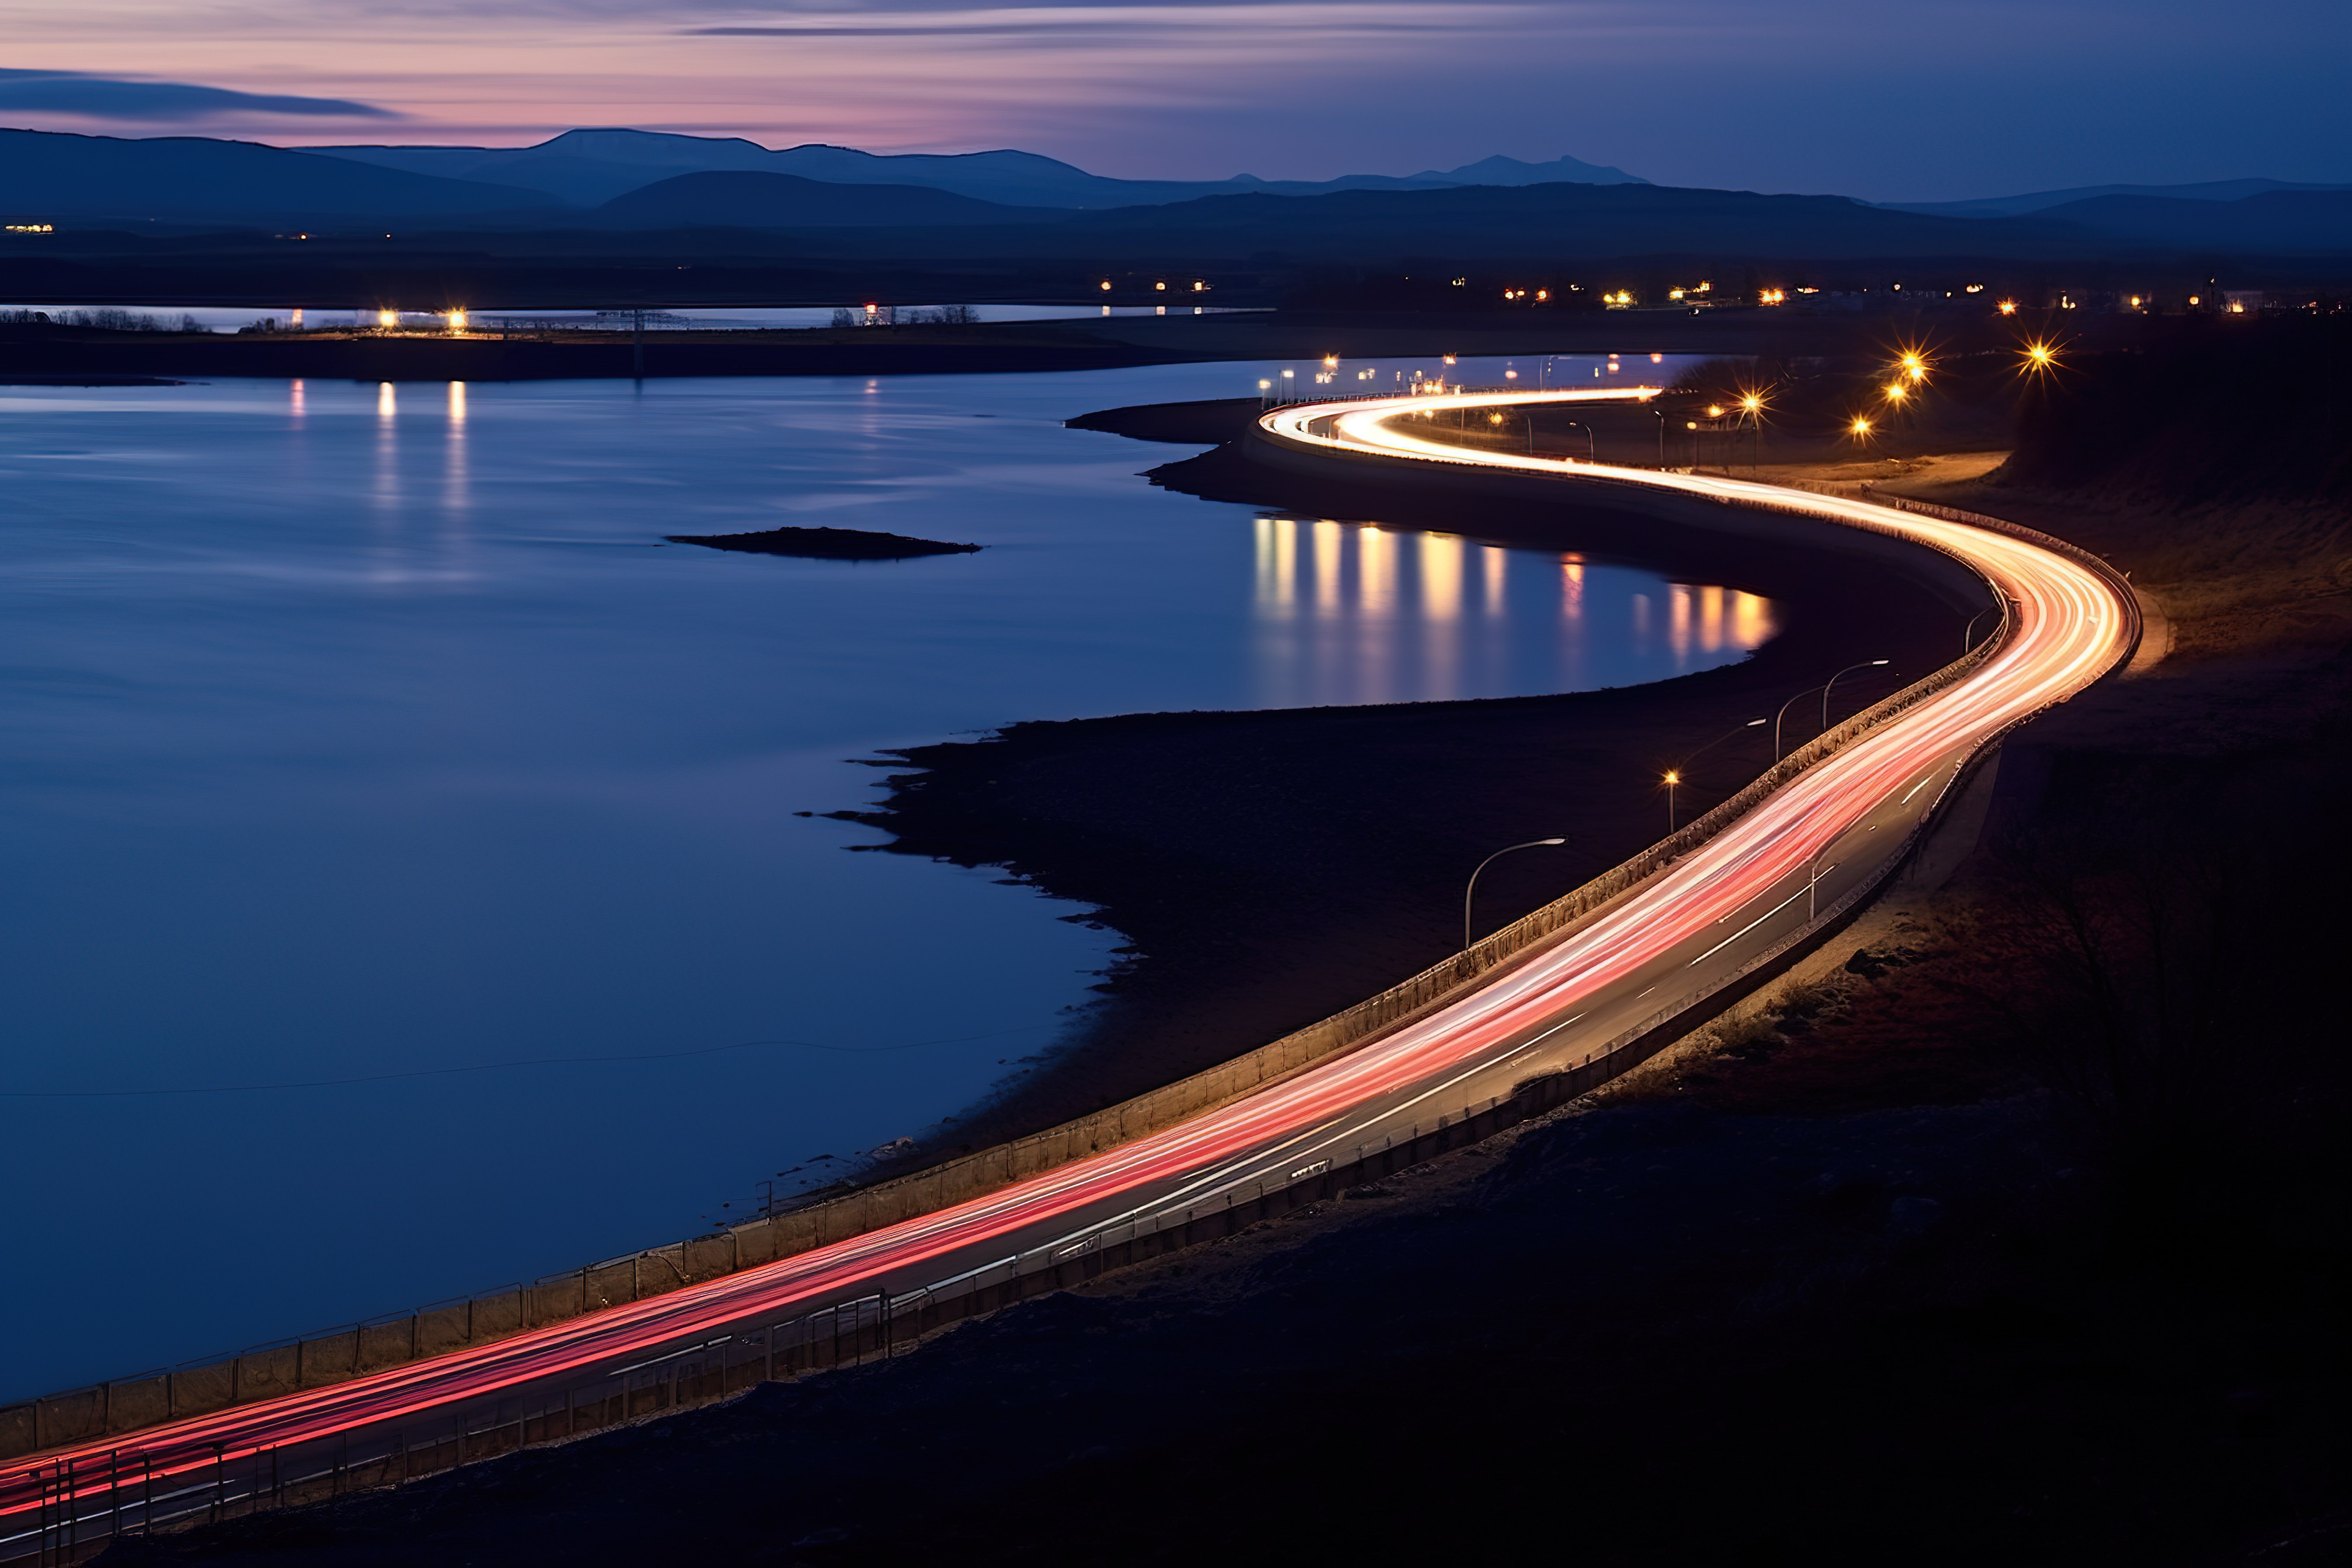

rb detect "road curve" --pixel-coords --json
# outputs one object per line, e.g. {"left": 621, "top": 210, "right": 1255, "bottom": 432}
{"left": 2, "top": 387, "right": 2136, "bottom": 1541}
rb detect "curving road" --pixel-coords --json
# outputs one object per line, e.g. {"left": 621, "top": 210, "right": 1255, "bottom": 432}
{"left": 2, "top": 387, "right": 2137, "bottom": 1552}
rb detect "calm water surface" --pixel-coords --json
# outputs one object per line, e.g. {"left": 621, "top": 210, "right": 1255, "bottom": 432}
{"left": 0, "top": 357, "right": 1764, "bottom": 1394}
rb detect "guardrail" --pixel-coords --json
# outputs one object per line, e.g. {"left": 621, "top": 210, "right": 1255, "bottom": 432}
{"left": 0, "top": 401, "right": 2136, "bottom": 1533}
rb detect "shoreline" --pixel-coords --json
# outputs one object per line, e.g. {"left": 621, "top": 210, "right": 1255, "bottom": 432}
{"left": 847, "top": 406, "right": 1976, "bottom": 1168}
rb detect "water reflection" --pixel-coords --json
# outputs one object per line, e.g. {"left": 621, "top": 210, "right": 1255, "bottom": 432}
{"left": 1250, "top": 515, "right": 1777, "bottom": 707}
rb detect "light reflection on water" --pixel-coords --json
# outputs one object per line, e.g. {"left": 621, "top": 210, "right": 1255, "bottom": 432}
{"left": 0, "top": 357, "right": 1756, "bottom": 1395}
{"left": 1249, "top": 514, "right": 1775, "bottom": 707}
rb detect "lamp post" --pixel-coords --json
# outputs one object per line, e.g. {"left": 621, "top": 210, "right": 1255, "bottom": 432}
{"left": 1485, "top": 409, "right": 1534, "bottom": 457}
{"left": 1464, "top": 838, "right": 1567, "bottom": 949}
{"left": 1650, "top": 406, "right": 1667, "bottom": 466}
{"left": 1663, "top": 772, "right": 1680, "bottom": 831}
{"left": 1563, "top": 421, "right": 1596, "bottom": 462}
{"left": 1822, "top": 658, "right": 1890, "bottom": 730}
{"left": 1774, "top": 661, "right": 1889, "bottom": 759}
{"left": 1962, "top": 605, "right": 1999, "bottom": 656}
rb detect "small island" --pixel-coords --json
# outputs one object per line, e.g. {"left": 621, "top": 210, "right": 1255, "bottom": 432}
{"left": 665, "top": 525, "right": 984, "bottom": 560}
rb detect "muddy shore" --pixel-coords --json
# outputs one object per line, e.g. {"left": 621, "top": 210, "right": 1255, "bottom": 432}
{"left": 840, "top": 410, "right": 1973, "bottom": 1166}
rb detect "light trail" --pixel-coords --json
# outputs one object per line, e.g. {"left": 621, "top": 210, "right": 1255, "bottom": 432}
{"left": 2, "top": 385, "right": 2134, "bottom": 1537}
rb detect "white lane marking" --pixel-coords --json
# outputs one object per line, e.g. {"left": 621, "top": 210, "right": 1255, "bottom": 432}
{"left": 611, "top": 1335, "right": 732, "bottom": 1377}
{"left": 1898, "top": 765, "right": 1943, "bottom": 806}
{"left": 1687, "top": 866, "right": 1837, "bottom": 968}
{"left": 1159, "top": 1034, "right": 1555, "bottom": 1215}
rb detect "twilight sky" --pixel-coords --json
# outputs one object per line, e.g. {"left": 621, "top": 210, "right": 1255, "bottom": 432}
{"left": 2, "top": 0, "right": 2345, "bottom": 201}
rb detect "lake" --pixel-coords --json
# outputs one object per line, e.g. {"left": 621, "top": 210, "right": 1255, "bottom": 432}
{"left": 0, "top": 354, "right": 1765, "bottom": 1396}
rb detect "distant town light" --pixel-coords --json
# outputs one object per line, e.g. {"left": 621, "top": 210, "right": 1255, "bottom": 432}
{"left": 1997, "top": 299, "right": 2019, "bottom": 315}
{"left": 377, "top": 309, "right": 397, "bottom": 329}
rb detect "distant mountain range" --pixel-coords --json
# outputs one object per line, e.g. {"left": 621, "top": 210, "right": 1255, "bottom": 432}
{"left": 1879, "top": 177, "right": 2351, "bottom": 219}
{"left": 1, "top": 126, "right": 2345, "bottom": 259}
{"left": 310, "top": 130, "right": 1653, "bottom": 210}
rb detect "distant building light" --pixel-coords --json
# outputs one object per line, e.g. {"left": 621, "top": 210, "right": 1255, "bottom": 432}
{"left": 4, "top": 223, "right": 55, "bottom": 234}
{"left": 1099, "top": 280, "right": 1113, "bottom": 290}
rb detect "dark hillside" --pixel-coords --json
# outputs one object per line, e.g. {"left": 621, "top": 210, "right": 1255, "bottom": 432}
{"left": 1998, "top": 317, "right": 2352, "bottom": 506}
{"left": 595, "top": 171, "right": 1060, "bottom": 228}
{"left": 0, "top": 128, "right": 564, "bottom": 221}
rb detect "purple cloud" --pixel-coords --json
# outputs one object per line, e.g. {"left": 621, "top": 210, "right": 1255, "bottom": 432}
{"left": 0, "top": 70, "right": 396, "bottom": 120}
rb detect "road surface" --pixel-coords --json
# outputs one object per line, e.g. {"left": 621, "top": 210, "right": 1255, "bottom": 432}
{"left": 2, "top": 386, "right": 2136, "bottom": 1552}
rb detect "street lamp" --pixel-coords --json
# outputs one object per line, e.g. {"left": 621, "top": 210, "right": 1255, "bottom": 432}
{"left": 1650, "top": 406, "right": 1667, "bottom": 465}
{"left": 1464, "top": 837, "right": 1567, "bottom": 949}
{"left": 1773, "top": 661, "right": 1889, "bottom": 758}
{"left": 1738, "top": 391, "right": 1766, "bottom": 468}
{"left": 1562, "top": 421, "right": 1596, "bottom": 462}
{"left": 1962, "top": 605, "right": 2000, "bottom": 656}
{"left": 1662, "top": 717, "right": 1768, "bottom": 828}
{"left": 1821, "top": 658, "right": 1891, "bottom": 730}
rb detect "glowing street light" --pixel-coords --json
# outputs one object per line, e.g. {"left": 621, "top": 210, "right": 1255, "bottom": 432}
{"left": 377, "top": 309, "right": 397, "bottom": 329}
{"left": 1884, "top": 382, "right": 1908, "bottom": 404}
{"left": 1848, "top": 415, "right": 1874, "bottom": 443}
{"left": 1663, "top": 771, "right": 1681, "bottom": 830}
{"left": 445, "top": 308, "right": 467, "bottom": 332}
{"left": 1737, "top": 390, "right": 1768, "bottom": 466}
{"left": 1997, "top": 299, "right": 2019, "bottom": 315}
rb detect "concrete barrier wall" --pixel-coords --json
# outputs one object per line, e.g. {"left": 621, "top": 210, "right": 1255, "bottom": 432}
{"left": 3, "top": 433, "right": 2125, "bottom": 1466}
